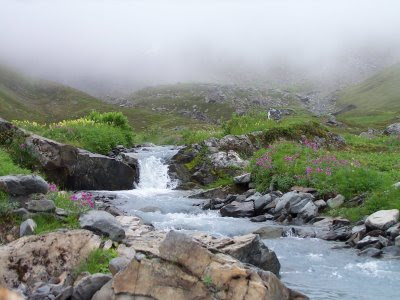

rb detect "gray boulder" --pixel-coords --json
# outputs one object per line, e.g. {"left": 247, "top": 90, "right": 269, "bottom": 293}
{"left": 358, "top": 248, "right": 382, "bottom": 258}
{"left": 109, "top": 257, "right": 130, "bottom": 275}
{"left": 365, "top": 209, "right": 399, "bottom": 231}
{"left": 384, "top": 123, "right": 400, "bottom": 135}
{"left": 233, "top": 173, "right": 251, "bottom": 185}
{"left": 220, "top": 201, "right": 255, "bottom": 218}
{"left": 209, "top": 150, "right": 249, "bottom": 169}
{"left": 327, "top": 194, "right": 345, "bottom": 209}
{"left": 72, "top": 273, "right": 112, "bottom": 300}
{"left": 314, "top": 200, "right": 327, "bottom": 210}
{"left": 79, "top": 210, "right": 125, "bottom": 242}
{"left": 26, "top": 199, "right": 56, "bottom": 213}
{"left": 298, "top": 201, "right": 318, "bottom": 222}
{"left": 254, "top": 194, "right": 274, "bottom": 213}
{"left": 275, "top": 192, "right": 314, "bottom": 214}
{"left": 0, "top": 175, "right": 48, "bottom": 196}
{"left": 381, "top": 246, "right": 400, "bottom": 258}
{"left": 386, "top": 223, "right": 400, "bottom": 239}
{"left": 356, "top": 236, "right": 380, "bottom": 249}
{"left": 19, "top": 219, "right": 36, "bottom": 237}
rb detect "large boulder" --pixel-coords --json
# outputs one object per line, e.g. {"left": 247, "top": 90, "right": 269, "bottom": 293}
{"left": 26, "top": 134, "right": 136, "bottom": 190}
{"left": 384, "top": 123, "right": 400, "bottom": 135}
{"left": 220, "top": 201, "right": 255, "bottom": 218}
{"left": 193, "top": 233, "right": 280, "bottom": 275}
{"left": 93, "top": 231, "right": 308, "bottom": 300}
{"left": 275, "top": 192, "right": 314, "bottom": 214}
{"left": 0, "top": 230, "right": 101, "bottom": 289}
{"left": 0, "top": 175, "right": 48, "bottom": 197}
{"left": 79, "top": 210, "right": 126, "bottom": 242}
{"left": 209, "top": 150, "right": 249, "bottom": 169}
{"left": 365, "top": 209, "right": 400, "bottom": 231}
{"left": 118, "top": 216, "right": 280, "bottom": 274}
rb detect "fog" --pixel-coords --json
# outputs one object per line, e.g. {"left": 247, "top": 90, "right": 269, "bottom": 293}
{"left": 0, "top": 0, "right": 400, "bottom": 97}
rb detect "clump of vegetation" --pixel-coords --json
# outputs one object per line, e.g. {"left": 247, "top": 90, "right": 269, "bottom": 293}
{"left": 13, "top": 111, "right": 135, "bottom": 155}
{"left": 74, "top": 248, "right": 118, "bottom": 275}
{"left": 202, "top": 275, "right": 213, "bottom": 287}
{"left": 181, "top": 128, "right": 223, "bottom": 145}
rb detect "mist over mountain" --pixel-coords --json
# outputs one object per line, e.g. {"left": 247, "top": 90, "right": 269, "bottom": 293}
{"left": 0, "top": 0, "right": 400, "bottom": 98}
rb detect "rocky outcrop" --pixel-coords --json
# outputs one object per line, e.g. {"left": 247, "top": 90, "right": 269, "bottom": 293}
{"left": 93, "top": 231, "right": 307, "bottom": 300}
{"left": 384, "top": 123, "right": 400, "bottom": 135}
{"left": 0, "top": 230, "right": 101, "bottom": 289}
{"left": 0, "top": 118, "right": 137, "bottom": 190}
{"left": 26, "top": 134, "right": 136, "bottom": 190}
{"left": 0, "top": 175, "right": 49, "bottom": 197}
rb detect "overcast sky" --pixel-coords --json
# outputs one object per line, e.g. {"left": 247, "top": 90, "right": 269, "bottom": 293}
{"left": 0, "top": 0, "right": 400, "bottom": 96}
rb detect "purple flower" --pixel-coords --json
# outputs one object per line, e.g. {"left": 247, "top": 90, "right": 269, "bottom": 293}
{"left": 305, "top": 167, "right": 313, "bottom": 175}
{"left": 49, "top": 183, "right": 58, "bottom": 192}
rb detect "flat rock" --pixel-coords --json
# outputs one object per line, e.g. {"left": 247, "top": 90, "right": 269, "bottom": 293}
{"left": 0, "top": 175, "right": 48, "bottom": 196}
{"left": 79, "top": 210, "right": 125, "bottom": 242}
{"left": 0, "top": 230, "right": 100, "bottom": 289}
{"left": 275, "top": 192, "right": 314, "bottom": 214}
{"left": 233, "top": 173, "right": 251, "bottom": 185}
{"left": 381, "top": 246, "right": 400, "bottom": 258}
{"left": 26, "top": 199, "right": 56, "bottom": 213}
{"left": 365, "top": 209, "right": 400, "bottom": 230}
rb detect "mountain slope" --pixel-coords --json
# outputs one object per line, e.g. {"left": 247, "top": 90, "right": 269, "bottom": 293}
{"left": 0, "top": 66, "right": 206, "bottom": 133}
{"left": 336, "top": 63, "right": 400, "bottom": 128}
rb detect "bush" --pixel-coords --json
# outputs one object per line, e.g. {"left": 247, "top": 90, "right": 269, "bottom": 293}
{"left": 74, "top": 248, "right": 118, "bottom": 275}
{"left": 13, "top": 112, "right": 135, "bottom": 155}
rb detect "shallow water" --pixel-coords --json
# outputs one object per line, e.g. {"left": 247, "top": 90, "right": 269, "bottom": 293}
{"left": 109, "top": 146, "right": 400, "bottom": 299}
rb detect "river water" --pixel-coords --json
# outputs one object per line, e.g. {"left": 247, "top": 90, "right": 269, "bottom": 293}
{"left": 109, "top": 146, "right": 400, "bottom": 299}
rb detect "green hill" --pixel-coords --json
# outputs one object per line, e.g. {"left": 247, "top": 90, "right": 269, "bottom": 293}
{"left": 336, "top": 63, "right": 400, "bottom": 128}
{"left": 0, "top": 66, "right": 205, "bottom": 134}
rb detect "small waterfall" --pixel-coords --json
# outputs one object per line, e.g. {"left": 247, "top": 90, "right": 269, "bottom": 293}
{"left": 134, "top": 146, "right": 178, "bottom": 190}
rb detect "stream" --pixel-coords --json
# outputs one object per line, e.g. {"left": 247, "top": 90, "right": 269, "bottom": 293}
{"left": 106, "top": 146, "right": 400, "bottom": 299}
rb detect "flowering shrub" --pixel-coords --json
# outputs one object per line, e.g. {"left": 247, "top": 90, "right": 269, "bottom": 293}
{"left": 250, "top": 141, "right": 386, "bottom": 199}
{"left": 47, "top": 185, "right": 94, "bottom": 213}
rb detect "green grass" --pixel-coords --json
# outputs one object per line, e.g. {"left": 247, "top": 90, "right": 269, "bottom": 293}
{"left": 0, "top": 149, "right": 31, "bottom": 176}
{"left": 74, "top": 248, "right": 118, "bottom": 275}
{"left": 337, "top": 63, "right": 400, "bottom": 129}
{"left": 32, "top": 213, "right": 80, "bottom": 234}
{"left": 13, "top": 112, "right": 135, "bottom": 155}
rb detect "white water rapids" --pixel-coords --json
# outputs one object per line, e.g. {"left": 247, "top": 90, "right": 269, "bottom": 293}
{"left": 106, "top": 146, "right": 400, "bottom": 299}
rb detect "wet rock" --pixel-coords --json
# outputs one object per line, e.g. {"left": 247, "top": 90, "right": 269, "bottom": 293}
{"left": 26, "top": 199, "right": 56, "bottom": 213}
{"left": 250, "top": 215, "right": 268, "bottom": 222}
{"left": 386, "top": 223, "right": 400, "bottom": 239}
{"left": 19, "top": 219, "right": 36, "bottom": 237}
{"left": 356, "top": 236, "right": 380, "bottom": 249}
{"left": 79, "top": 210, "right": 125, "bottom": 242}
{"left": 326, "top": 194, "right": 345, "bottom": 209}
{"left": 109, "top": 257, "right": 130, "bottom": 275}
{"left": 0, "top": 175, "right": 48, "bottom": 197}
{"left": 233, "top": 173, "right": 251, "bottom": 185}
{"left": 72, "top": 273, "right": 112, "bottom": 300}
{"left": 351, "top": 225, "right": 367, "bottom": 237}
{"left": 220, "top": 201, "right": 255, "bottom": 217}
{"left": 0, "top": 230, "right": 100, "bottom": 289}
{"left": 253, "top": 226, "right": 285, "bottom": 239}
{"left": 381, "top": 246, "right": 400, "bottom": 258}
{"left": 358, "top": 248, "right": 382, "bottom": 258}
{"left": 384, "top": 123, "right": 400, "bottom": 135}
{"left": 365, "top": 209, "right": 400, "bottom": 231}
{"left": 321, "top": 227, "right": 352, "bottom": 241}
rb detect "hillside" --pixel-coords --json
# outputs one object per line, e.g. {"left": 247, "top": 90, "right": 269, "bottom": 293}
{"left": 127, "top": 83, "right": 312, "bottom": 123}
{"left": 0, "top": 66, "right": 206, "bottom": 133}
{"left": 336, "top": 63, "right": 400, "bottom": 128}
